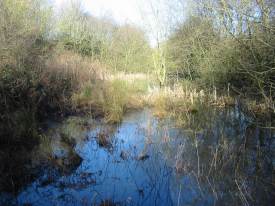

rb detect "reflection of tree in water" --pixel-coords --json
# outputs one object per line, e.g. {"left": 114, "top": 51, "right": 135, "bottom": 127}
{"left": 0, "top": 109, "right": 274, "bottom": 206}
{"left": 0, "top": 146, "right": 38, "bottom": 193}
{"left": 158, "top": 107, "right": 275, "bottom": 206}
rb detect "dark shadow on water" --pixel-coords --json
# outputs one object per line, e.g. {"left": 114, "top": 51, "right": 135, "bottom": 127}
{"left": 0, "top": 108, "right": 274, "bottom": 206}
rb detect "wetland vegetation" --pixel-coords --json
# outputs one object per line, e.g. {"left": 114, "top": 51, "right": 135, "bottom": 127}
{"left": 0, "top": 0, "right": 274, "bottom": 205}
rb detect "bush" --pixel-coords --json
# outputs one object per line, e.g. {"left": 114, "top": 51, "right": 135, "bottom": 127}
{"left": 166, "top": 1, "right": 275, "bottom": 107}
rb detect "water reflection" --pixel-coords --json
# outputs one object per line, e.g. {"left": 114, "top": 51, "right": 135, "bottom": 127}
{"left": 0, "top": 108, "right": 274, "bottom": 206}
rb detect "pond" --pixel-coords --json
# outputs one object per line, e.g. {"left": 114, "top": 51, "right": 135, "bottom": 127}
{"left": 0, "top": 107, "right": 274, "bottom": 206}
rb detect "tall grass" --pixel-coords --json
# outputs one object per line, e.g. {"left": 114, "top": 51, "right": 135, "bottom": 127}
{"left": 73, "top": 75, "right": 150, "bottom": 123}
{"left": 166, "top": 1, "right": 275, "bottom": 113}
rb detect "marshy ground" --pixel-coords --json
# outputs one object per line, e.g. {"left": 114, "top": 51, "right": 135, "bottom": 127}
{"left": 1, "top": 0, "right": 275, "bottom": 205}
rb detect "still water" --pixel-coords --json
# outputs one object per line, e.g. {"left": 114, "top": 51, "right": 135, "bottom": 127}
{"left": 1, "top": 108, "right": 274, "bottom": 206}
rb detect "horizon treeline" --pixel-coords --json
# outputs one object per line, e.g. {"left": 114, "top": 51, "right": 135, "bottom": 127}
{"left": 0, "top": 0, "right": 152, "bottom": 143}
{"left": 166, "top": 0, "right": 275, "bottom": 102}
{"left": 0, "top": 0, "right": 274, "bottom": 144}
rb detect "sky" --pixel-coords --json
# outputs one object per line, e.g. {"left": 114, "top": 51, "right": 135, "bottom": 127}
{"left": 54, "top": 0, "right": 142, "bottom": 25}
{"left": 52, "top": 0, "right": 187, "bottom": 46}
